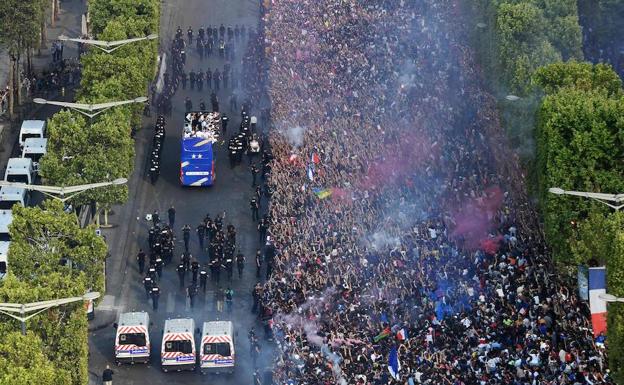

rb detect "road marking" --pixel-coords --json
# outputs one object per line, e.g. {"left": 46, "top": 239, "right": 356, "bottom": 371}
{"left": 166, "top": 292, "right": 175, "bottom": 313}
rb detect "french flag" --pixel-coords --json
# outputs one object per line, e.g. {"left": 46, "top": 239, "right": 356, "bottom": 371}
{"left": 387, "top": 346, "right": 400, "bottom": 380}
{"left": 396, "top": 328, "right": 408, "bottom": 341}
{"left": 589, "top": 266, "right": 607, "bottom": 336}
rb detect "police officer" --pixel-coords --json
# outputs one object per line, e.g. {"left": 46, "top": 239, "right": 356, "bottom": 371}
{"left": 236, "top": 250, "right": 245, "bottom": 279}
{"left": 255, "top": 249, "right": 262, "bottom": 278}
{"left": 206, "top": 67, "right": 212, "bottom": 89}
{"left": 250, "top": 163, "right": 259, "bottom": 187}
{"left": 214, "top": 69, "right": 221, "bottom": 91}
{"left": 185, "top": 97, "right": 193, "bottom": 113}
{"left": 137, "top": 249, "right": 146, "bottom": 274}
{"left": 168, "top": 205, "right": 176, "bottom": 227}
{"left": 182, "top": 224, "right": 191, "bottom": 252}
{"left": 191, "top": 260, "right": 200, "bottom": 284}
{"left": 187, "top": 285, "right": 198, "bottom": 308}
{"left": 225, "top": 256, "right": 234, "bottom": 281}
{"left": 151, "top": 286, "right": 160, "bottom": 311}
{"left": 199, "top": 99, "right": 206, "bottom": 112}
{"left": 189, "top": 70, "right": 196, "bottom": 90}
{"left": 221, "top": 113, "right": 229, "bottom": 134}
{"left": 152, "top": 210, "right": 160, "bottom": 226}
{"left": 176, "top": 263, "right": 186, "bottom": 289}
{"left": 196, "top": 222, "right": 206, "bottom": 251}
{"left": 187, "top": 26, "right": 193, "bottom": 44}
{"left": 257, "top": 217, "right": 267, "bottom": 244}
{"left": 147, "top": 266, "right": 158, "bottom": 283}
{"left": 180, "top": 70, "right": 187, "bottom": 89}
{"left": 199, "top": 268, "right": 208, "bottom": 293}
{"left": 155, "top": 256, "right": 163, "bottom": 278}
{"left": 196, "top": 37, "right": 204, "bottom": 59}
{"left": 212, "top": 259, "right": 221, "bottom": 284}
{"left": 250, "top": 197, "right": 259, "bottom": 221}
{"left": 197, "top": 70, "right": 204, "bottom": 91}
{"left": 143, "top": 275, "right": 153, "bottom": 299}
{"left": 181, "top": 251, "right": 191, "bottom": 271}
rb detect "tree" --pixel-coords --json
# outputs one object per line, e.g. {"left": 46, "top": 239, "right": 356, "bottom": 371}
{"left": 0, "top": 0, "right": 42, "bottom": 118}
{"left": 0, "top": 331, "right": 72, "bottom": 385}
{"left": 8, "top": 200, "right": 108, "bottom": 294}
{"left": 533, "top": 61, "right": 622, "bottom": 96}
{"left": 40, "top": 109, "right": 134, "bottom": 208}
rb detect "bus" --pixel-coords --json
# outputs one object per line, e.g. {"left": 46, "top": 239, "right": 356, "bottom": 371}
{"left": 180, "top": 112, "right": 220, "bottom": 186}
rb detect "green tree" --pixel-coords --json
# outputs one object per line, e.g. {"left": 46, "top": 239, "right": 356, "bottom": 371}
{"left": 40, "top": 109, "right": 134, "bottom": 208}
{"left": 534, "top": 61, "right": 622, "bottom": 96}
{"left": 8, "top": 200, "right": 108, "bottom": 293}
{"left": 0, "top": 331, "right": 72, "bottom": 385}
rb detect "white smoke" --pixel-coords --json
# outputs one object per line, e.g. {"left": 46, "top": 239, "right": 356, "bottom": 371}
{"left": 277, "top": 124, "right": 306, "bottom": 147}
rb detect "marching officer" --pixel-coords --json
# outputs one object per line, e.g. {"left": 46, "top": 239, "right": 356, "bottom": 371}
{"left": 236, "top": 250, "right": 245, "bottom": 279}
{"left": 199, "top": 268, "right": 208, "bottom": 292}
{"left": 181, "top": 70, "right": 187, "bottom": 89}
{"left": 197, "top": 70, "right": 204, "bottom": 91}
{"left": 176, "top": 263, "right": 186, "bottom": 289}
{"left": 199, "top": 99, "right": 207, "bottom": 112}
{"left": 182, "top": 224, "right": 192, "bottom": 252}
{"left": 143, "top": 275, "right": 153, "bottom": 299}
{"left": 151, "top": 286, "right": 160, "bottom": 311}
{"left": 250, "top": 197, "right": 259, "bottom": 221}
{"left": 197, "top": 222, "right": 206, "bottom": 251}
{"left": 206, "top": 67, "right": 212, "bottom": 89}
{"left": 221, "top": 113, "right": 229, "bottom": 133}
{"left": 154, "top": 256, "right": 163, "bottom": 278}
{"left": 189, "top": 70, "right": 196, "bottom": 90}
{"left": 181, "top": 251, "right": 191, "bottom": 271}
{"left": 214, "top": 68, "right": 221, "bottom": 91}
{"left": 255, "top": 249, "right": 262, "bottom": 278}
{"left": 191, "top": 260, "right": 200, "bottom": 284}
{"left": 137, "top": 249, "right": 146, "bottom": 274}
{"left": 187, "top": 26, "right": 193, "bottom": 44}
{"left": 225, "top": 256, "right": 234, "bottom": 281}
{"left": 168, "top": 205, "right": 176, "bottom": 227}
{"left": 147, "top": 266, "right": 158, "bottom": 283}
{"left": 187, "top": 285, "right": 198, "bottom": 308}
{"left": 257, "top": 217, "right": 267, "bottom": 244}
{"left": 250, "top": 163, "right": 260, "bottom": 186}
{"left": 185, "top": 97, "right": 193, "bottom": 112}
{"left": 152, "top": 210, "right": 160, "bottom": 226}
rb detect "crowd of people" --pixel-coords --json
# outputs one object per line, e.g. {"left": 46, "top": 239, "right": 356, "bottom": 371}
{"left": 253, "top": 0, "right": 613, "bottom": 384}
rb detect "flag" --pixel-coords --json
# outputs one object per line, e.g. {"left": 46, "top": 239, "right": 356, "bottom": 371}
{"left": 396, "top": 328, "right": 408, "bottom": 341}
{"left": 387, "top": 346, "right": 400, "bottom": 380}
{"left": 589, "top": 266, "right": 607, "bottom": 336}
{"left": 307, "top": 165, "right": 314, "bottom": 181}
{"left": 373, "top": 326, "right": 391, "bottom": 343}
{"left": 312, "top": 187, "right": 332, "bottom": 200}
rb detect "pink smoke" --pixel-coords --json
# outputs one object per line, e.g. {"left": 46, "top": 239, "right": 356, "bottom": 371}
{"left": 450, "top": 186, "right": 504, "bottom": 250}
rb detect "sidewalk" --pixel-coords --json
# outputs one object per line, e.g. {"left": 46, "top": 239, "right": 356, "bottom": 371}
{"left": 0, "top": 0, "right": 86, "bottom": 117}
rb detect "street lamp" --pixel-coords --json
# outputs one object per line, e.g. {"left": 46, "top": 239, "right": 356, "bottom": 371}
{"left": 599, "top": 293, "right": 624, "bottom": 303}
{"left": 58, "top": 34, "right": 158, "bottom": 54}
{"left": 33, "top": 97, "right": 148, "bottom": 119}
{"left": 0, "top": 178, "right": 128, "bottom": 203}
{"left": 548, "top": 187, "right": 624, "bottom": 211}
{"left": 0, "top": 291, "right": 100, "bottom": 335}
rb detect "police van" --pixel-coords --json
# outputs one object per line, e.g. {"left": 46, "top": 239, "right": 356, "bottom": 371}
{"left": 161, "top": 318, "right": 196, "bottom": 372}
{"left": 19, "top": 120, "right": 46, "bottom": 150}
{"left": 114, "top": 312, "right": 151, "bottom": 365}
{"left": 199, "top": 321, "right": 235, "bottom": 374}
{"left": 0, "top": 210, "right": 13, "bottom": 280}
{"left": 21, "top": 137, "right": 47, "bottom": 174}
{"left": 0, "top": 186, "right": 29, "bottom": 211}
{"left": 4, "top": 158, "right": 36, "bottom": 185}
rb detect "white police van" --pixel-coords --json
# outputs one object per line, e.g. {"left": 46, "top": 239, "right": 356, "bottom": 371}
{"left": 114, "top": 312, "right": 151, "bottom": 365}
{"left": 19, "top": 120, "right": 46, "bottom": 150}
{"left": 161, "top": 318, "right": 196, "bottom": 372}
{"left": 199, "top": 321, "right": 235, "bottom": 374}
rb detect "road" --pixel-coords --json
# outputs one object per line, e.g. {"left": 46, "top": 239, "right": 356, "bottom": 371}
{"left": 88, "top": 1, "right": 272, "bottom": 384}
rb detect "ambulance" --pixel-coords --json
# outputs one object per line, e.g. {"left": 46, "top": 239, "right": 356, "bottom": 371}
{"left": 114, "top": 312, "right": 151, "bottom": 364}
{"left": 161, "top": 318, "right": 196, "bottom": 372}
{"left": 199, "top": 321, "right": 235, "bottom": 374}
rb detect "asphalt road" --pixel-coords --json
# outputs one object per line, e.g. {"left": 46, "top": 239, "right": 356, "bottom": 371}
{"left": 88, "top": 1, "right": 272, "bottom": 384}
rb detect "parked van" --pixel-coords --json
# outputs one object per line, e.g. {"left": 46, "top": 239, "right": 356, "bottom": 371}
{"left": 0, "top": 241, "right": 8, "bottom": 280}
{"left": 4, "top": 158, "right": 35, "bottom": 185}
{"left": 161, "top": 318, "right": 196, "bottom": 372}
{"left": 199, "top": 321, "right": 235, "bottom": 374}
{"left": 19, "top": 120, "right": 46, "bottom": 149}
{"left": 21, "top": 138, "right": 47, "bottom": 173}
{"left": 114, "top": 312, "right": 151, "bottom": 365}
{"left": 0, "top": 210, "right": 13, "bottom": 280}
{"left": 0, "top": 186, "right": 29, "bottom": 210}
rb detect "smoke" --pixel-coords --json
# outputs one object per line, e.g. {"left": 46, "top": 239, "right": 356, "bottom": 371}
{"left": 321, "top": 343, "right": 348, "bottom": 385}
{"left": 276, "top": 124, "right": 306, "bottom": 148}
{"left": 368, "top": 230, "right": 401, "bottom": 251}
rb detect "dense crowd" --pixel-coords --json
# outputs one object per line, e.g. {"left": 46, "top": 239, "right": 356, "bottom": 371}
{"left": 257, "top": 0, "right": 612, "bottom": 384}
